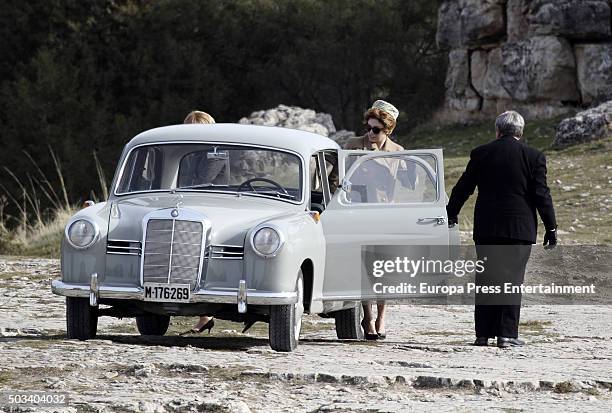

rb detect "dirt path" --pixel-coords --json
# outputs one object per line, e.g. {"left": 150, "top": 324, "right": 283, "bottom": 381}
{"left": 0, "top": 257, "right": 610, "bottom": 412}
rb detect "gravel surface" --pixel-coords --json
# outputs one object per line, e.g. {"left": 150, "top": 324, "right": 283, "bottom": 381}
{"left": 0, "top": 257, "right": 610, "bottom": 412}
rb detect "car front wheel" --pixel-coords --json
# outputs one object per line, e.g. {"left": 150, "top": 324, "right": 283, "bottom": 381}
{"left": 66, "top": 297, "right": 98, "bottom": 340}
{"left": 269, "top": 271, "right": 304, "bottom": 352}
{"left": 136, "top": 314, "right": 170, "bottom": 336}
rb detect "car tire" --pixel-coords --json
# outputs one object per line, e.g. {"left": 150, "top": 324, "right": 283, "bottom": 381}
{"left": 136, "top": 314, "right": 170, "bottom": 336}
{"left": 269, "top": 270, "right": 304, "bottom": 352}
{"left": 334, "top": 304, "right": 364, "bottom": 340}
{"left": 66, "top": 297, "right": 98, "bottom": 340}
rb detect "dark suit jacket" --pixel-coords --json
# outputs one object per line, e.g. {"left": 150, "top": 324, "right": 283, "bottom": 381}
{"left": 446, "top": 135, "right": 556, "bottom": 243}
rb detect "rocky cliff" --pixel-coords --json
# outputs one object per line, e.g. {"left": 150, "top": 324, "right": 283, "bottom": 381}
{"left": 437, "top": 0, "right": 612, "bottom": 120}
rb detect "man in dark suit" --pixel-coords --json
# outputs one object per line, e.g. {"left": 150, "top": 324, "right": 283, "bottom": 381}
{"left": 446, "top": 111, "right": 557, "bottom": 348}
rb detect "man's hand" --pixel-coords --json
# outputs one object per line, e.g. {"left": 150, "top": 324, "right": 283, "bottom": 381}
{"left": 448, "top": 216, "right": 458, "bottom": 227}
{"left": 543, "top": 227, "right": 557, "bottom": 249}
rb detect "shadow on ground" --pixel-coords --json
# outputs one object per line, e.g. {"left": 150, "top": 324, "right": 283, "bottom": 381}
{"left": 0, "top": 334, "right": 478, "bottom": 352}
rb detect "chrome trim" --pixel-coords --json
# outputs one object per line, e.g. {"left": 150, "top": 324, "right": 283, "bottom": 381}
{"left": 113, "top": 141, "right": 307, "bottom": 205}
{"left": 106, "top": 239, "right": 142, "bottom": 256}
{"left": 64, "top": 218, "right": 100, "bottom": 250}
{"left": 206, "top": 244, "right": 245, "bottom": 260}
{"left": 209, "top": 257, "right": 243, "bottom": 260}
{"left": 167, "top": 219, "right": 177, "bottom": 283}
{"left": 249, "top": 224, "right": 285, "bottom": 258}
{"left": 192, "top": 289, "right": 297, "bottom": 304}
{"left": 51, "top": 280, "right": 297, "bottom": 305}
{"left": 238, "top": 280, "right": 247, "bottom": 313}
{"left": 417, "top": 216, "right": 447, "bottom": 225}
{"left": 90, "top": 273, "right": 99, "bottom": 307}
{"left": 340, "top": 151, "right": 441, "bottom": 205}
{"left": 140, "top": 208, "right": 211, "bottom": 291}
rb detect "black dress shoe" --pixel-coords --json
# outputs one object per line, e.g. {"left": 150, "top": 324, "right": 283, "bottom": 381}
{"left": 473, "top": 337, "right": 489, "bottom": 346}
{"left": 179, "top": 318, "right": 215, "bottom": 336}
{"left": 497, "top": 337, "right": 525, "bottom": 348}
{"left": 361, "top": 320, "right": 379, "bottom": 341}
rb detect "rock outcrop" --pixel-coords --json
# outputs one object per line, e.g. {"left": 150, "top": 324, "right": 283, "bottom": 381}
{"left": 501, "top": 36, "right": 579, "bottom": 102}
{"left": 553, "top": 100, "right": 612, "bottom": 148}
{"left": 238, "top": 105, "right": 355, "bottom": 144}
{"left": 239, "top": 104, "right": 334, "bottom": 137}
{"left": 437, "top": 0, "right": 612, "bottom": 120}
{"left": 575, "top": 43, "right": 612, "bottom": 105}
{"left": 437, "top": 0, "right": 507, "bottom": 49}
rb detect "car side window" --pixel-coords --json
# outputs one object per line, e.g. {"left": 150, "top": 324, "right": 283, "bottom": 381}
{"left": 117, "top": 147, "right": 163, "bottom": 193}
{"left": 310, "top": 155, "right": 322, "bottom": 191}
{"left": 344, "top": 155, "right": 437, "bottom": 204}
{"left": 310, "top": 153, "right": 327, "bottom": 212}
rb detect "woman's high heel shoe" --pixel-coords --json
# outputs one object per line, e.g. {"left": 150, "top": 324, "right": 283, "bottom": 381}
{"left": 179, "top": 318, "right": 215, "bottom": 336}
{"left": 361, "top": 320, "right": 379, "bottom": 341}
{"left": 375, "top": 322, "right": 386, "bottom": 339}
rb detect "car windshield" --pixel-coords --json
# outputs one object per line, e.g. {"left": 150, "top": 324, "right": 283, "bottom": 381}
{"left": 116, "top": 143, "right": 303, "bottom": 202}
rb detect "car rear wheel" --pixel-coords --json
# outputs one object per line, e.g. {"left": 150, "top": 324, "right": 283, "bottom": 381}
{"left": 334, "top": 304, "right": 364, "bottom": 340}
{"left": 269, "top": 271, "right": 304, "bottom": 352}
{"left": 66, "top": 297, "right": 98, "bottom": 340}
{"left": 136, "top": 314, "right": 170, "bottom": 336}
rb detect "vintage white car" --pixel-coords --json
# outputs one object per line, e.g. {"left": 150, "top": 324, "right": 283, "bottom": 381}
{"left": 52, "top": 124, "right": 458, "bottom": 351}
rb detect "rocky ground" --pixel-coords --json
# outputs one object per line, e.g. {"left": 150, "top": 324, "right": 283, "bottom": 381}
{"left": 0, "top": 257, "right": 611, "bottom": 412}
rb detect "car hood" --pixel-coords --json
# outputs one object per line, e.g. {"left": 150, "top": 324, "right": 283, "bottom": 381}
{"left": 107, "top": 193, "right": 299, "bottom": 245}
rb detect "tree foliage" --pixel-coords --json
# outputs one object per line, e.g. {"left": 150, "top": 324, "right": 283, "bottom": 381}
{"left": 0, "top": 0, "right": 445, "bottom": 216}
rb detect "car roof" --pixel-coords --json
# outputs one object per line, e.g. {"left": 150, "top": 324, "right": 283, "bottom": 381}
{"left": 126, "top": 123, "right": 340, "bottom": 155}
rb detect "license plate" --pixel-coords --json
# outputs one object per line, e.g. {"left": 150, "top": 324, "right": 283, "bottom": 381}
{"left": 143, "top": 283, "right": 191, "bottom": 303}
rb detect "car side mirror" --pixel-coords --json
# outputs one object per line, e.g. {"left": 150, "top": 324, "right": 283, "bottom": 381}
{"left": 341, "top": 178, "right": 352, "bottom": 194}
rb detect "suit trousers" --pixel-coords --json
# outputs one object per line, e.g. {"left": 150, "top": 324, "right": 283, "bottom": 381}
{"left": 474, "top": 238, "right": 532, "bottom": 338}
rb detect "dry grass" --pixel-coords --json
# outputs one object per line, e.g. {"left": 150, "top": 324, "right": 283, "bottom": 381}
{"left": 400, "top": 118, "right": 612, "bottom": 245}
{"left": 0, "top": 148, "right": 105, "bottom": 257}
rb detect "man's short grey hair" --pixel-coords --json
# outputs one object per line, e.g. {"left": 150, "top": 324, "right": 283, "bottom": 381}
{"left": 495, "top": 111, "right": 525, "bottom": 138}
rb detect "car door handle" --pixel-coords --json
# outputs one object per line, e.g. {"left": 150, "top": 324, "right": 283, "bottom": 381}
{"left": 418, "top": 216, "right": 446, "bottom": 225}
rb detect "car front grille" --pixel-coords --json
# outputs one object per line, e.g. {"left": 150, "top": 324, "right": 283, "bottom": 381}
{"left": 107, "top": 239, "right": 142, "bottom": 255}
{"left": 206, "top": 245, "right": 244, "bottom": 260}
{"left": 142, "top": 219, "right": 204, "bottom": 289}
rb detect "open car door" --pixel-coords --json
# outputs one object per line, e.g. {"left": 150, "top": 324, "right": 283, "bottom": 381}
{"left": 320, "top": 149, "right": 450, "bottom": 300}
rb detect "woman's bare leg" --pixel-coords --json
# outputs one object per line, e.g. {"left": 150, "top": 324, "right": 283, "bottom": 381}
{"left": 362, "top": 301, "right": 377, "bottom": 334}
{"left": 375, "top": 300, "right": 386, "bottom": 335}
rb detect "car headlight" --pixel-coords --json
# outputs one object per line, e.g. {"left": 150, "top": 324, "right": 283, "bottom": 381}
{"left": 251, "top": 226, "right": 284, "bottom": 257}
{"left": 66, "top": 219, "right": 99, "bottom": 249}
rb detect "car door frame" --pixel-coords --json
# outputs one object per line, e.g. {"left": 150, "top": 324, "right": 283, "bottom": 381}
{"left": 319, "top": 148, "right": 450, "bottom": 301}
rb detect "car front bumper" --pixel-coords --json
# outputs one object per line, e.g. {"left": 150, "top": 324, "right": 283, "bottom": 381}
{"left": 51, "top": 279, "right": 298, "bottom": 306}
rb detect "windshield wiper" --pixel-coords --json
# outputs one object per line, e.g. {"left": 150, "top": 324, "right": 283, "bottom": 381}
{"left": 176, "top": 184, "right": 230, "bottom": 190}
{"left": 176, "top": 185, "right": 296, "bottom": 200}
{"left": 239, "top": 189, "right": 296, "bottom": 200}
